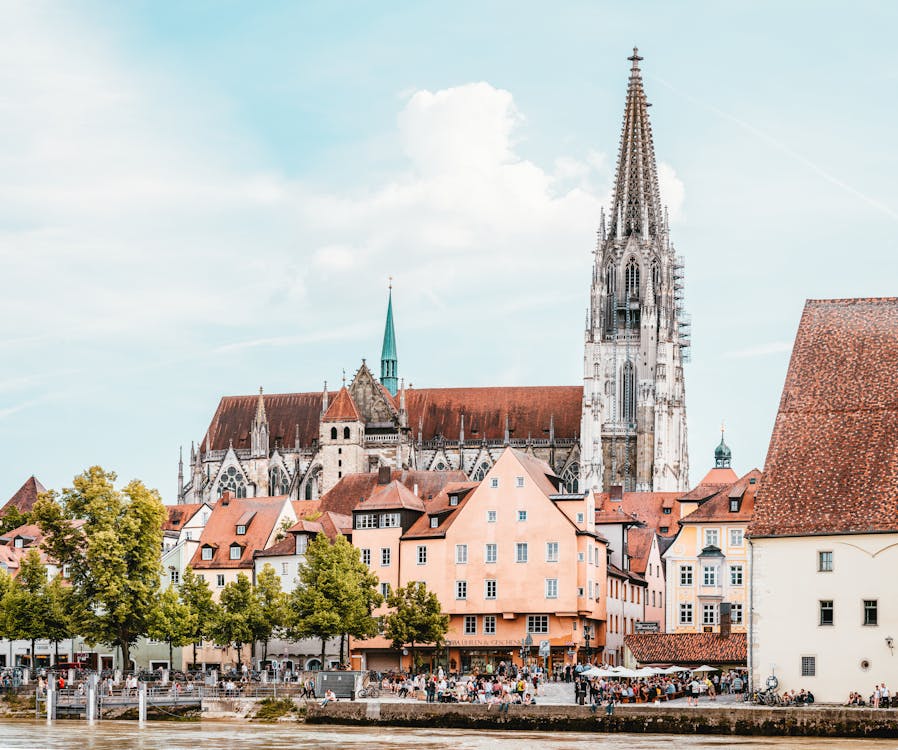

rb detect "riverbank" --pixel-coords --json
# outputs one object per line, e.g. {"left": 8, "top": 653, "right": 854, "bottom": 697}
{"left": 306, "top": 701, "right": 898, "bottom": 738}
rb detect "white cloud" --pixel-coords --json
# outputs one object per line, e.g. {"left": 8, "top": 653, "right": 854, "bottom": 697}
{"left": 658, "top": 162, "right": 685, "bottom": 220}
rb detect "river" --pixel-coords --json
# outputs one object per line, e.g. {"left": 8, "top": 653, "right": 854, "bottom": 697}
{"left": 0, "top": 721, "right": 894, "bottom": 749}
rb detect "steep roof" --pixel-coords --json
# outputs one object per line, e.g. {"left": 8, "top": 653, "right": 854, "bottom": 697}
{"left": 163, "top": 503, "right": 208, "bottom": 532}
{"left": 401, "top": 482, "right": 480, "bottom": 540}
{"left": 0, "top": 523, "right": 43, "bottom": 546}
{"left": 317, "top": 470, "right": 466, "bottom": 517}
{"left": 322, "top": 387, "right": 362, "bottom": 423}
{"left": 677, "top": 467, "right": 738, "bottom": 503}
{"left": 751, "top": 298, "right": 898, "bottom": 538}
{"left": 625, "top": 526, "right": 657, "bottom": 575}
{"left": 625, "top": 632, "right": 747, "bottom": 666}
{"left": 357, "top": 481, "right": 425, "bottom": 512}
{"left": 1, "top": 476, "right": 47, "bottom": 516}
{"left": 680, "top": 469, "right": 761, "bottom": 524}
{"left": 205, "top": 392, "right": 324, "bottom": 452}
{"left": 594, "top": 492, "right": 680, "bottom": 536}
{"left": 190, "top": 496, "right": 288, "bottom": 570}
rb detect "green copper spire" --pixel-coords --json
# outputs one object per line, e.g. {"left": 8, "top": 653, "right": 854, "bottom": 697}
{"left": 380, "top": 280, "right": 398, "bottom": 396}
{"left": 714, "top": 423, "right": 732, "bottom": 468}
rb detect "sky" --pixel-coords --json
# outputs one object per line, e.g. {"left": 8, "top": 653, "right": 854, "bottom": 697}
{"left": 1, "top": 1, "right": 896, "bottom": 502}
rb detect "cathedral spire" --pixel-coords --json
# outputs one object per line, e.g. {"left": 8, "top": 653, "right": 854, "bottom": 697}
{"left": 608, "top": 47, "right": 663, "bottom": 240}
{"left": 380, "top": 280, "right": 399, "bottom": 397}
{"left": 251, "top": 386, "right": 269, "bottom": 458}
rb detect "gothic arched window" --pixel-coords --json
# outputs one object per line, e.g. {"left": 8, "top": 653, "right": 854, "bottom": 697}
{"left": 270, "top": 465, "right": 289, "bottom": 495}
{"left": 562, "top": 463, "right": 580, "bottom": 494}
{"left": 304, "top": 467, "right": 321, "bottom": 500}
{"left": 472, "top": 462, "right": 490, "bottom": 481}
{"left": 604, "top": 263, "right": 616, "bottom": 332}
{"left": 343, "top": 426, "right": 351, "bottom": 440}
{"left": 217, "top": 465, "right": 247, "bottom": 498}
{"left": 330, "top": 427, "right": 338, "bottom": 440}
{"left": 625, "top": 258, "right": 640, "bottom": 299}
{"left": 435, "top": 462, "right": 447, "bottom": 471}
{"left": 621, "top": 361, "right": 636, "bottom": 425}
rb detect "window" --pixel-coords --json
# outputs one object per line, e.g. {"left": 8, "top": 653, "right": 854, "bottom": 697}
{"left": 355, "top": 513, "right": 377, "bottom": 530}
{"left": 515, "top": 543, "right": 528, "bottom": 563}
{"left": 169, "top": 569, "right": 180, "bottom": 586}
{"left": 361, "top": 548, "right": 371, "bottom": 566}
{"left": 703, "top": 566, "right": 718, "bottom": 586}
{"left": 229, "top": 545, "right": 242, "bottom": 560}
{"left": 449, "top": 494, "right": 458, "bottom": 506}
{"left": 527, "top": 615, "right": 549, "bottom": 634}
{"left": 330, "top": 427, "right": 338, "bottom": 440}
{"left": 236, "top": 524, "right": 246, "bottom": 535}
{"left": 473, "top": 463, "right": 490, "bottom": 481}
{"left": 417, "top": 546, "right": 427, "bottom": 565}
{"left": 801, "top": 656, "right": 816, "bottom": 677}
{"left": 487, "top": 510, "right": 497, "bottom": 523}
{"left": 729, "top": 499, "right": 740, "bottom": 512}
{"left": 545, "top": 579, "right": 558, "bottom": 598}
{"left": 381, "top": 548, "right": 391, "bottom": 566}
{"left": 679, "top": 603, "right": 693, "bottom": 625}
{"left": 455, "top": 544, "right": 468, "bottom": 564}
{"left": 818, "top": 551, "right": 833, "bottom": 572}
{"left": 518, "top": 510, "right": 528, "bottom": 522}
{"left": 380, "top": 513, "right": 400, "bottom": 528}
{"left": 380, "top": 582, "right": 390, "bottom": 598}
{"left": 702, "top": 603, "right": 717, "bottom": 625}
{"left": 216, "top": 574, "right": 225, "bottom": 588}
{"left": 578, "top": 552, "right": 585, "bottom": 562}
{"left": 621, "top": 360, "right": 636, "bottom": 424}
{"left": 296, "top": 534, "right": 308, "bottom": 555}
{"left": 546, "top": 542, "right": 559, "bottom": 562}
{"left": 490, "top": 477, "right": 499, "bottom": 489}
{"left": 13, "top": 537, "right": 24, "bottom": 549}
{"left": 270, "top": 465, "right": 289, "bottom": 495}
{"left": 485, "top": 543, "right": 497, "bottom": 563}
{"left": 464, "top": 615, "right": 477, "bottom": 635}
{"left": 562, "top": 463, "right": 580, "bottom": 494}
{"left": 483, "top": 615, "right": 496, "bottom": 634}
{"left": 576, "top": 512, "right": 584, "bottom": 523}
{"left": 705, "top": 529, "right": 719, "bottom": 547}
{"left": 515, "top": 476, "right": 525, "bottom": 488}
{"left": 577, "top": 587, "right": 584, "bottom": 597}
{"left": 730, "top": 565, "right": 743, "bottom": 586}
{"left": 217, "top": 465, "right": 247, "bottom": 498}
{"left": 679, "top": 564, "right": 693, "bottom": 586}
{"left": 625, "top": 256, "right": 640, "bottom": 297}
{"left": 485, "top": 579, "right": 497, "bottom": 599}
{"left": 201, "top": 546, "right": 213, "bottom": 561}
{"left": 430, "top": 517, "right": 439, "bottom": 528}
{"left": 343, "top": 426, "right": 350, "bottom": 440}
{"left": 730, "top": 528, "right": 744, "bottom": 546}
{"left": 731, "top": 603, "right": 743, "bottom": 624}
{"left": 819, "top": 600, "right": 834, "bottom": 626}
{"left": 281, "top": 562, "right": 289, "bottom": 576}
{"left": 455, "top": 580, "right": 467, "bottom": 600}
{"left": 864, "top": 600, "right": 878, "bottom": 626}
{"left": 663, "top": 507, "right": 672, "bottom": 515}
{"left": 660, "top": 526, "right": 669, "bottom": 534}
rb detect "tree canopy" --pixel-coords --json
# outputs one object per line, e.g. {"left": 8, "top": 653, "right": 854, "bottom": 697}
{"left": 383, "top": 581, "right": 449, "bottom": 670}
{"left": 210, "top": 573, "right": 255, "bottom": 670}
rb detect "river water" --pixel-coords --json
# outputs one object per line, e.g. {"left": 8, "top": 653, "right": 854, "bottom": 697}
{"left": 0, "top": 721, "right": 893, "bottom": 749}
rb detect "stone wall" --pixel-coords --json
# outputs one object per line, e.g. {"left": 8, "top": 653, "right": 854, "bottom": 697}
{"left": 306, "top": 702, "right": 898, "bottom": 738}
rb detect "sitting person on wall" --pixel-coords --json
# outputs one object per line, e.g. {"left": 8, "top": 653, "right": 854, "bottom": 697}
{"left": 320, "top": 688, "right": 337, "bottom": 707}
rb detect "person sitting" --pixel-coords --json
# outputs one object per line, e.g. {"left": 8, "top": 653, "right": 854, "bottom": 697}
{"left": 320, "top": 688, "right": 337, "bottom": 707}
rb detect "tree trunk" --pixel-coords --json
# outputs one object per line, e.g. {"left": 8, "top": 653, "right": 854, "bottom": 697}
{"left": 262, "top": 639, "right": 268, "bottom": 663}
{"left": 235, "top": 642, "right": 242, "bottom": 671}
{"left": 410, "top": 641, "right": 416, "bottom": 673}
{"left": 340, "top": 633, "right": 345, "bottom": 665}
{"left": 121, "top": 640, "right": 131, "bottom": 674}
{"left": 169, "top": 640, "right": 174, "bottom": 670}
{"left": 54, "top": 640, "right": 60, "bottom": 662}
{"left": 320, "top": 638, "right": 326, "bottom": 670}
{"left": 192, "top": 641, "right": 197, "bottom": 671}
{"left": 30, "top": 639, "right": 36, "bottom": 670}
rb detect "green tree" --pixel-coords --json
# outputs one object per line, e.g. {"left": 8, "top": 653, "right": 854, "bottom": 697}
{"left": 0, "top": 506, "right": 30, "bottom": 535}
{"left": 147, "top": 585, "right": 197, "bottom": 669}
{"left": 2, "top": 549, "right": 52, "bottom": 667}
{"left": 382, "top": 581, "right": 449, "bottom": 671}
{"left": 44, "top": 574, "right": 74, "bottom": 662}
{"left": 211, "top": 573, "right": 255, "bottom": 670}
{"left": 286, "top": 534, "right": 382, "bottom": 667}
{"left": 253, "top": 564, "right": 286, "bottom": 664}
{"left": 33, "top": 466, "right": 166, "bottom": 671}
{"left": 179, "top": 567, "right": 217, "bottom": 669}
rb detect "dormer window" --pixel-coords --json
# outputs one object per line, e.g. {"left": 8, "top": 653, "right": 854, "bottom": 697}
{"left": 201, "top": 546, "right": 213, "bottom": 561}
{"left": 236, "top": 525, "right": 246, "bottom": 535}
{"left": 430, "top": 517, "right": 439, "bottom": 528}
{"left": 229, "top": 544, "right": 243, "bottom": 560}
{"left": 296, "top": 534, "right": 309, "bottom": 555}
{"left": 729, "top": 499, "right": 740, "bottom": 513}
{"left": 13, "top": 537, "right": 24, "bottom": 549}
{"left": 449, "top": 495, "right": 458, "bottom": 506}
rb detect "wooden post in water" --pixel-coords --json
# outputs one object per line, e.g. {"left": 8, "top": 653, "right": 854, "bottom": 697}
{"left": 138, "top": 681, "right": 147, "bottom": 724}
{"left": 86, "top": 674, "right": 98, "bottom": 722}
{"left": 46, "top": 681, "right": 56, "bottom": 722}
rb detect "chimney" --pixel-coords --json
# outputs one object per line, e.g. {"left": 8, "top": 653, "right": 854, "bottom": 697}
{"left": 719, "top": 602, "right": 732, "bottom": 638}
{"left": 377, "top": 466, "right": 391, "bottom": 485}
{"left": 221, "top": 490, "right": 233, "bottom": 506}
{"left": 610, "top": 485, "right": 624, "bottom": 502}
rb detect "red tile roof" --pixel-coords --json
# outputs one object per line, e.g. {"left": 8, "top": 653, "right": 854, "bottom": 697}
{"left": 594, "top": 492, "right": 681, "bottom": 536}
{"left": 401, "top": 482, "right": 480, "bottom": 540}
{"left": 1, "top": 476, "right": 47, "bottom": 516}
{"left": 751, "top": 298, "right": 898, "bottom": 538}
{"left": 190, "top": 496, "right": 288, "bottom": 569}
{"left": 322, "top": 387, "right": 361, "bottom": 423}
{"left": 0, "top": 523, "right": 43, "bottom": 546}
{"left": 163, "top": 503, "right": 207, "bottom": 532}
{"left": 203, "top": 386, "right": 583, "bottom": 451}
{"left": 357, "top": 481, "right": 425, "bottom": 512}
{"left": 625, "top": 526, "right": 656, "bottom": 575}
{"left": 680, "top": 469, "right": 761, "bottom": 524}
{"left": 317, "top": 470, "right": 466, "bottom": 517}
{"left": 625, "top": 632, "right": 747, "bottom": 666}
{"left": 677, "top": 467, "right": 738, "bottom": 503}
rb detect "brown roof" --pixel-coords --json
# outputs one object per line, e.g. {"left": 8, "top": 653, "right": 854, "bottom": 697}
{"left": 401, "top": 482, "right": 480, "bottom": 540}
{"left": 595, "top": 492, "right": 681, "bottom": 536}
{"left": 677, "top": 467, "right": 739, "bottom": 503}
{"left": 163, "top": 503, "right": 207, "bottom": 532}
{"left": 322, "top": 387, "right": 361, "bottom": 422}
{"left": 190, "top": 496, "right": 288, "bottom": 569}
{"left": 608, "top": 562, "right": 647, "bottom": 585}
{"left": 357, "top": 481, "right": 426, "bottom": 512}
{"left": 0, "top": 523, "right": 43, "bottom": 546}
{"left": 751, "top": 298, "right": 898, "bottom": 537}
{"left": 680, "top": 469, "right": 761, "bottom": 524}
{"left": 317, "top": 470, "right": 466, "bottom": 517}
{"left": 625, "top": 632, "right": 747, "bottom": 666}
{"left": 1, "top": 476, "right": 47, "bottom": 516}
{"left": 204, "top": 386, "right": 583, "bottom": 452}
{"left": 625, "top": 526, "right": 656, "bottom": 574}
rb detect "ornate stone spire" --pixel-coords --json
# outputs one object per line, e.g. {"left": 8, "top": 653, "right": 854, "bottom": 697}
{"left": 607, "top": 47, "right": 663, "bottom": 240}
{"left": 380, "top": 279, "right": 399, "bottom": 396}
{"left": 251, "top": 386, "right": 269, "bottom": 458}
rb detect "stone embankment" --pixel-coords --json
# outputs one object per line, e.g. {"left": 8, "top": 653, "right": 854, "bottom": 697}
{"left": 306, "top": 702, "right": 898, "bottom": 738}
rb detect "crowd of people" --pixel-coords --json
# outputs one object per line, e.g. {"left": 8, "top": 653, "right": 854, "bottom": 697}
{"left": 377, "top": 662, "right": 543, "bottom": 706}
{"left": 846, "top": 683, "right": 890, "bottom": 708}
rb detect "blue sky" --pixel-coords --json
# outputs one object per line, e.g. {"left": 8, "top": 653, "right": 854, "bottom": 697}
{"left": 1, "top": 1, "right": 896, "bottom": 502}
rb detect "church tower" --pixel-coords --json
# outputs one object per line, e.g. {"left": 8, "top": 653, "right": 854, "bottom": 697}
{"left": 380, "top": 282, "right": 399, "bottom": 396}
{"left": 580, "top": 49, "right": 690, "bottom": 493}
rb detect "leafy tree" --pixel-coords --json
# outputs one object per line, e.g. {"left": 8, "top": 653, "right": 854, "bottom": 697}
{"left": 253, "top": 564, "right": 287, "bottom": 664}
{"left": 179, "top": 567, "right": 217, "bottom": 669}
{"left": 147, "top": 585, "right": 197, "bottom": 669}
{"left": 44, "top": 574, "right": 74, "bottom": 662}
{"left": 286, "top": 534, "right": 382, "bottom": 667}
{"left": 211, "top": 573, "right": 255, "bottom": 670}
{"left": 33, "top": 466, "right": 166, "bottom": 671}
{"left": 0, "top": 506, "right": 30, "bottom": 535}
{"left": 382, "top": 581, "right": 449, "bottom": 671}
{"left": 2, "top": 549, "right": 52, "bottom": 667}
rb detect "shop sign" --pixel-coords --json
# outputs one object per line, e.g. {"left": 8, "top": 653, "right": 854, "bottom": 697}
{"left": 634, "top": 621, "right": 660, "bottom": 633}
{"left": 444, "top": 639, "right": 520, "bottom": 648}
